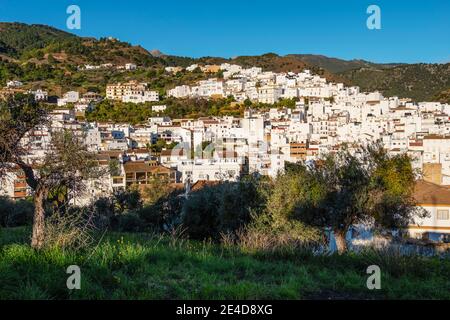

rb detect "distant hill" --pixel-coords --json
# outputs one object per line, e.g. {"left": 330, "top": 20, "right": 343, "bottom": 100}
{"left": 0, "top": 22, "right": 166, "bottom": 67}
{"left": 432, "top": 88, "right": 450, "bottom": 104}
{"left": 149, "top": 49, "right": 164, "bottom": 57}
{"left": 339, "top": 63, "right": 450, "bottom": 102}
{"left": 286, "top": 54, "right": 449, "bottom": 101}
{"left": 0, "top": 22, "right": 448, "bottom": 102}
{"left": 0, "top": 22, "right": 76, "bottom": 57}
{"left": 227, "top": 53, "right": 345, "bottom": 83}
{"left": 287, "top": 54, "right": 403, "bottom": 73}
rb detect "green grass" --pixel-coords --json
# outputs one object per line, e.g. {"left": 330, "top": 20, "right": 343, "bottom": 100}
{"left": 0, "top": 227, "right": 449, "bottom": 300}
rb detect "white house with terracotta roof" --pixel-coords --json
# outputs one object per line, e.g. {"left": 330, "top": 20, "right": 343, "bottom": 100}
{"left": 409, "top": 180, "right": 450, "bottom": 242}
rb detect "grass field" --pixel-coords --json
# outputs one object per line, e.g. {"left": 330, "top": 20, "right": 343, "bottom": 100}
{"left": 0, "top": 227, "right": 449, "bottom": 299}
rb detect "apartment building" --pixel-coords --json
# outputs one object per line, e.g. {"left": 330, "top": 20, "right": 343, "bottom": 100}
{"left": 257, "top": 84, "right": 282, "bottom": 104}
{"left": 124, "top": 161, "right": 177, "bottom": 187}
{"left": 196, "top": 79, "right": 224, "bottom": 98}
{"left": 0, "top": 167, "right": 30, "bottom": 199}
{"left": 177, "top": 159, "right": 243, "bottom": 183}
{"left": 106, "top": 81, "right": 147, "bottom": 100}
{"left": 289, "top": 142, "right": 308, "bottom": 162}
{"left": 122, "top": 90, "right": 159, "bottom": 103}
{"left": 167, "top": 85, "right": 191, "bottom": 98}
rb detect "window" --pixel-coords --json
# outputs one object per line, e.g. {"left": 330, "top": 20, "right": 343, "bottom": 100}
{"left": 113, "top": 177, "right": 123, "bottom": 184}
{"left": 437, "top": 210, "right": 449, "bottom": 220}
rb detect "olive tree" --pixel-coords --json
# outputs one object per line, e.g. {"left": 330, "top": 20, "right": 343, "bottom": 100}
{"left": 282, "top": 144, "right": 426, "bottom": 253}
{"left": 0, "top": 95, "right": 99, "bottom": 249}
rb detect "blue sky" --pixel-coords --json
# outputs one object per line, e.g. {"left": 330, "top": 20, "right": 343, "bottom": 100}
{"left": 1, "top": 0, "right": 449, "bottom": 63}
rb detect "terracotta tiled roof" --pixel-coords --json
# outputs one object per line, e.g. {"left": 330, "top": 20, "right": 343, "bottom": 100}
{"left": 98, "top": 150, "right": 123, "bottom": 157}
{"left": 126, "top": 148, "right": 149, "bottom": 154}
{"left": 423, "top": 135, "right": 450, "bottom": 140}
{"left": 96, "top": 154, "right": 111, "bottom": 161}
{"left": 391, "top": 106, "right": 416, "bottom": 111}
{"left": 190, "top": 180, "right": 221, "bottom": 192}
{"left": 123, "top": 161, "right": 161, "bottom": 172}
{"left": 414, "top": 180, "right": 450, "bottom": 206}
{"left": 160, "top": 149, "right": 186, "bottom": 157}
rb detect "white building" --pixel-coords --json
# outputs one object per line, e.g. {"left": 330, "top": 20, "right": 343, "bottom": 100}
{"left": 6, "top": 80, "right": 23, "bottom": 88}
{"left": 125, "top": 63, "right": 137, "bottom": 70}
{"left": 409, "top": 180, "right": 450, "bottom": 242}
{"left": 33, "top": 89, "right": 48, "bottom": 101}
{"left": 57, "top": 91, "right": 79, "bottom": 106}
{"left": 186, "top": 64, "right": 199, "bottom": 72}
{"left": 167, "top": 85, "right": 191, "bottom": 98}
{"left": 257, "top": 84, "right": 282, "bottom": 104}
{"left": 151, "top": 105, "right": 167, "bottom": 112}
{"left": 122, "top": 90, "right": 159, "bottom": 103}
{"left": 177, "top": 158, "right": 243, "bottom": 183}
{"left": 197, "top": 79, "right": 224, "bottom": 98}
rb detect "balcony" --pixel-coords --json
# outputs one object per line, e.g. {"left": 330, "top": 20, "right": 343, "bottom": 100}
{"left": 14, "top": 181, "right": 27, "bottom": 188}
{"left": 13, "top": 191, "right": 27, "bottom": 198}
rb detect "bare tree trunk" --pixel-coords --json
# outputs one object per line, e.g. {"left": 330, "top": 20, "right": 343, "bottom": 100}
{"left": 31, "top": 188, "right": 47, "bottom": 249}
{"left": 334, "top": 229, "right": 348, "bottom": 254}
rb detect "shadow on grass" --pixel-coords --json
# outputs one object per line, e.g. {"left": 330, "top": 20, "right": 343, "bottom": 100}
{"left": 0, "top": 226, "right": 31, "bottom": 246}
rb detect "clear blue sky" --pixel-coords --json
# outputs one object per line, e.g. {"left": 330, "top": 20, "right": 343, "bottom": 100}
{"left": 1, "top": 0, "right": 449, "bottom": 63}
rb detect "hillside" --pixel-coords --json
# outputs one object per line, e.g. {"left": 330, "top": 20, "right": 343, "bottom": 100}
{"left": 432, "top": 88, "right": 450, "bottom": 104}
{"left": 0, "top": 22, "right": 75, "bottom": 57}
{"left": 339, "top": 63, "right": 450, "bottom": 102}
{"left": 0, "top": 22, "right": 168, "bottom": 67}
{"left": 287, "top": 54, "right": 402, "bottom": 73}
{"left": 229, "top": 53, "right": 345, "bottom": 83}
{"left": 0, "top": 22, "right": 449, "bottom": 102}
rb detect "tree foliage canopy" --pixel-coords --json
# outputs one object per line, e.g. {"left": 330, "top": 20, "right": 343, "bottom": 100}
{"left": 270, "top": 144, "right": 426, "bottom": 252}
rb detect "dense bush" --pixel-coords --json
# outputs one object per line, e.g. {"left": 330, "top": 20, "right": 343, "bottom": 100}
{"left": 88, "top": 190, "right": 143, "bottom": 232}
{"left": 84, "top": 184, "right": 184, "bottom": 232}
{"left": 115, "top": 212, "right": 145, "bottom": 233}
{"left": 182, "top": 176, "right": 265, "bottom": 240}
{"left": 0, "top": 196, "right": 34, "bottom": 227}
{"left": 137, "top": 189, "right": 184, "bottom": 232}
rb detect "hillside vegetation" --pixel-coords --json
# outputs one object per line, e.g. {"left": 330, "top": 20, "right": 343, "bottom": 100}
{"left": 432, "top": 88, "right": 450, "bottom": 104}
{"left": 0, "top": 22, "right": 76, "bottom": 57}
{"left": 340, "top": 63, "right": 450, "bottom": 102}
{"left": 287, "top": 54, "right": 403, "bottom": 73}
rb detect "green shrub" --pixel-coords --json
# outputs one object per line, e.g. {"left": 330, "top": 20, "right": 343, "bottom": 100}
{"left": 0, "top": 197, "right": 34, "bottom": 227}
{"left": 115, "top": 212, "right": 145, "bottom": 232}
{"left": 182, "top": 178, "right": 264, "bottom": 240}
